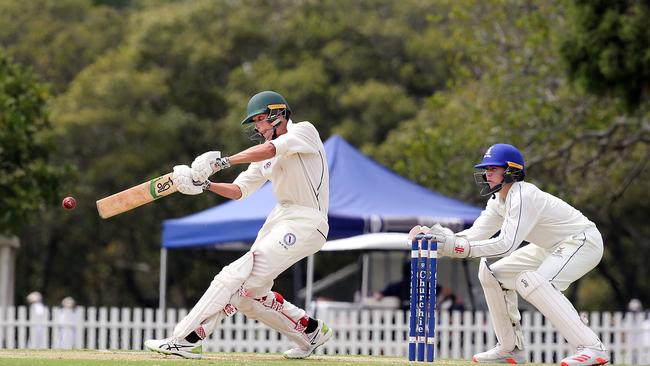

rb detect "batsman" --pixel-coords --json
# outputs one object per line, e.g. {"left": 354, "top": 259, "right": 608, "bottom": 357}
{"left": 145, "top": 91, "right": 332, "bottom": 359}
{"left": 410, "top": 144, "right": 609, "bottom": 366}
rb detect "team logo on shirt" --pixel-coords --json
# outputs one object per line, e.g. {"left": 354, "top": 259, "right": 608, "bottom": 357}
{"left": 279, "top": 233, "right": 297, "bottom": 250}
{"left": 283, "top": 233, "right": 297, "bottom": 246}
{"left": 264, "top": 161, "right": 272, "bottom": 169}
{"left": 520, "top": 278, "right": 529, "bottom": 288}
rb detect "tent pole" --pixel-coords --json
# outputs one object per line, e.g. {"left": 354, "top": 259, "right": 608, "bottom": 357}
{"left": 361, "top": 253, "right": 370, "bottom": 300}
{"left": 305, "top": 255, "right": 314, "bottom": 314}
{"left": 159, "top": 248, "right": 167, "bottom": 311}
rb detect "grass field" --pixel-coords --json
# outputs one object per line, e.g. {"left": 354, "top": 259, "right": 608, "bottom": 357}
{"left": 0, "top": 349, "right": 561, "bottom": 366}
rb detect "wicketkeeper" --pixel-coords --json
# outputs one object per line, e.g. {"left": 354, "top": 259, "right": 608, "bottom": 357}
{"left": 145, "top": 90, "right": 332, "bottom": 359}
{"left": 410, "top": 143, "right": 609, "bottom": 366}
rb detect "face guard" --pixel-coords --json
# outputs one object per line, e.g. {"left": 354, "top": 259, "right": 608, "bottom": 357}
{"left": 474, "top": 161, "right": 524, "bottom": 197}
{"left": 245, "top": 124, "right": 266, "bottom": 144}
{"left": 245, "top": 104, "right": 289, "bottom": 144}
{"left": 474, "top": 170, "right": 501, "bottom": 197}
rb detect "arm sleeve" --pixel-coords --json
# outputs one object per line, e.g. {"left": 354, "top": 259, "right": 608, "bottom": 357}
{"left": 271, "top": 122, "right": 320, "bottom": 156}
{"left": 232, "top": 162, "right": 267, "bottom": 200}
{"left": 456, "top": 199, "right": 503, "bottom": 241}
{"left": 468, "top": 186, "right": 538, "bottom": 258}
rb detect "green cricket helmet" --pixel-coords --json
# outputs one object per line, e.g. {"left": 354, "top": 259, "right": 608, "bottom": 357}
{"left": 241, "top": 91, "right": 292, "bottom": 125}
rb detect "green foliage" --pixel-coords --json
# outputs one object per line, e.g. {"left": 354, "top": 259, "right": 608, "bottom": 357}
{"left": 560, "top": 0, "right": 650, "bottom": 107}
{"left": 375, "top": 0, "right": 650, "bottom": 310}
{"left": 40, "top": 49, "right": 227, "bottom": 306}
{"left": 333, "top": 81, "right": 417, "bottom": 152}
{"left": 6, "top": 0, "right": 649, "bottom": 310}
{"left": 0, "top": 0, "right": 126, "bottom": 93}
{"left": 0, "top": 50, "right": 63, "bottom": 236}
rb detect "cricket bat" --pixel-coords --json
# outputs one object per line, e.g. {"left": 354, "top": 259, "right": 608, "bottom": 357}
{"left": 96, "top": 172, "right": 177, "bottom": 219}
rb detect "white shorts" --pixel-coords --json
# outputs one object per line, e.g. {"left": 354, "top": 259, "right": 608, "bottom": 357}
{"left": 242, "top": 203, "right": 329, "bottom": 298}
{"left": 488, "top": 226, "right": 603, "bottom": 291}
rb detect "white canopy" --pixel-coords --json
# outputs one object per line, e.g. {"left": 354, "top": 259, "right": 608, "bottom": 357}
{"left": 320, "top": 232, "right": 409, "bottom": 251}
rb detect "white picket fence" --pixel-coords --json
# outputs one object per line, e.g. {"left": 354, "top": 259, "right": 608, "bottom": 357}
{"left": 1, "top": 306, "right": 649, "bottom": 364}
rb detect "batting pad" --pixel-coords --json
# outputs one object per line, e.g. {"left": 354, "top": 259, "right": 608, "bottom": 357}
{"left": 515, "top": 270, "right": 599, "bottom": 348}
{"left": 195, "top": 310, "right": 227, "bottom": 339}
{"left": 478, "top": 259, "right": 524, "bottom": 351}
{"left": 232, "top": 291, "right": 310, "bottom": 348}
{"left": 173, "top": 251, "right": 255, "bottom": 339}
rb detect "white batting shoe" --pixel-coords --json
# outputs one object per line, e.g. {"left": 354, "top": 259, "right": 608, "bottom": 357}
{"left": 144, "top": 337, "right": 202, "bottom": 359}
{"left": 560, "top": 344, "right": 609, "bottom": 366}
{"left": 283, "top": 320, "right": 333, "bottom": 359}
{"left": 472, "top": 345, "right": 527, "bottom": 364}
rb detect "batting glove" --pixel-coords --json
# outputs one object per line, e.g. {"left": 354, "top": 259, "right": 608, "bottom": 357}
{"left": 191, "top": 151, "right": 231, "bottom": 182}
{"left": 173, "top": 165, "right": 205, "bottom": 195}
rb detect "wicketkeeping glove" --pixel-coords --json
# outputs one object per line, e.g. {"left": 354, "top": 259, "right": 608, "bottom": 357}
{"left": 426, "top": 224, "right": 470, "bottom": 258}
{"left": 408, "top": 225, "right": 430, "bottom": 241}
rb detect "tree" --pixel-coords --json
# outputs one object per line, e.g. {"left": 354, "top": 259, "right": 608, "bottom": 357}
{"left": 9, "top": 0, "right": 647, "bottom": 310}
{"left": 0, "top": 50, "right": 63, "bottom": 236}
{"left": 559, "top": 0, "right": 650, "bottom": 306}
{"left": 27, "top": 0, "right": 454, "bottom": 306}
{"left": 39, "top": 49, "right": 222, "bottom": 306}
{"left": 375, "top": 0, "right": 650, "bottom": 310}
{"left": 0, "top": 0, "right": 125, "bottom": 94}
{"left": 560, "top": 0, "right": 650, "bottom": 107}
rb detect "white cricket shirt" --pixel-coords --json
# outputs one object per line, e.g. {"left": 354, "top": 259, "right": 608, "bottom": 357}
{"left": 457, "top": 181, "right": 596, "bottom": 258}
{"left": 233, "top": 120, "right": 329, "bottom": 216}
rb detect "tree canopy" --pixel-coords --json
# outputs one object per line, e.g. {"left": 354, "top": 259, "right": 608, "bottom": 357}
{"left": 0, "top": 50, "right": 63, "bottom": 236}
{"left": 560, "top": 0, "right": 650, "bottom": 108}
{"left": 1, "top": 0, "right": 647, "bottom": 311}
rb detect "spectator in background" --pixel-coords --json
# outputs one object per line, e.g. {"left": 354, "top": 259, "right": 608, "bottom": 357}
{"left": 438, "top": 287, "right": 466, "bottom": 313}
{"left": 628, "top": 298, "right": 643, "bottom": 313}
{"left": 27, "top": 291, "right": 47, "bottom": 349}
{"left": 374, "top": 261, "right": 412, "bottom": 310}
{"left": 627, "top": 298, "right": 650, "bottom": 365}
{"left": 58, "top": 296, "right": 77, "bottom": 349}
{"left": 373, "top": 260, "right": 467, "bottom": 314}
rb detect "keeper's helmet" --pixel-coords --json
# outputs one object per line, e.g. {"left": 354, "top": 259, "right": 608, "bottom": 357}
{"left": 241, "top": 90, "right": 291, "bottom": 125}
{"left": 474, "top": 143, "right": 525, "bottom": 196}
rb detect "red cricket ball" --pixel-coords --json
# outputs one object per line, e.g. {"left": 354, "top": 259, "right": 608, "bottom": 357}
{"left": 62, "top": 196, "right": 77, "bottom": 210}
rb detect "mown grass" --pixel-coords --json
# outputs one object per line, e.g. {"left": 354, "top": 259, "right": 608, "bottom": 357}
{"left": 0, "top": 349, "right": 565, "bottom": 366}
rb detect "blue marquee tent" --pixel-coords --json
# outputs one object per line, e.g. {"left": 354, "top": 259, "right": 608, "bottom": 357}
{"left": 161, "top": 135, "right": 481, "bottom": 249}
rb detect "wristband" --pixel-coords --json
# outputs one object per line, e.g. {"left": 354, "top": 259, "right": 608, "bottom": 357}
{"left": 192, "top": 180, "right": 212, "bottom": 190}
{"left": 214, "top": 156, "right": 231, "bottom": 170}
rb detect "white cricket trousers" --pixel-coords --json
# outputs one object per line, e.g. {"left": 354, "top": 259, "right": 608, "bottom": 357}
{"left": 243, "top": 202, "right": 329, "bottom": 297}
{"left": 489, "top": 226, "right": 603, "bottom": 291}
{"left": 173, "top": 203, "right": 328, "bottom": 345}
{"left": 478, "top": 226, "right": 604, "bottom": 351}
